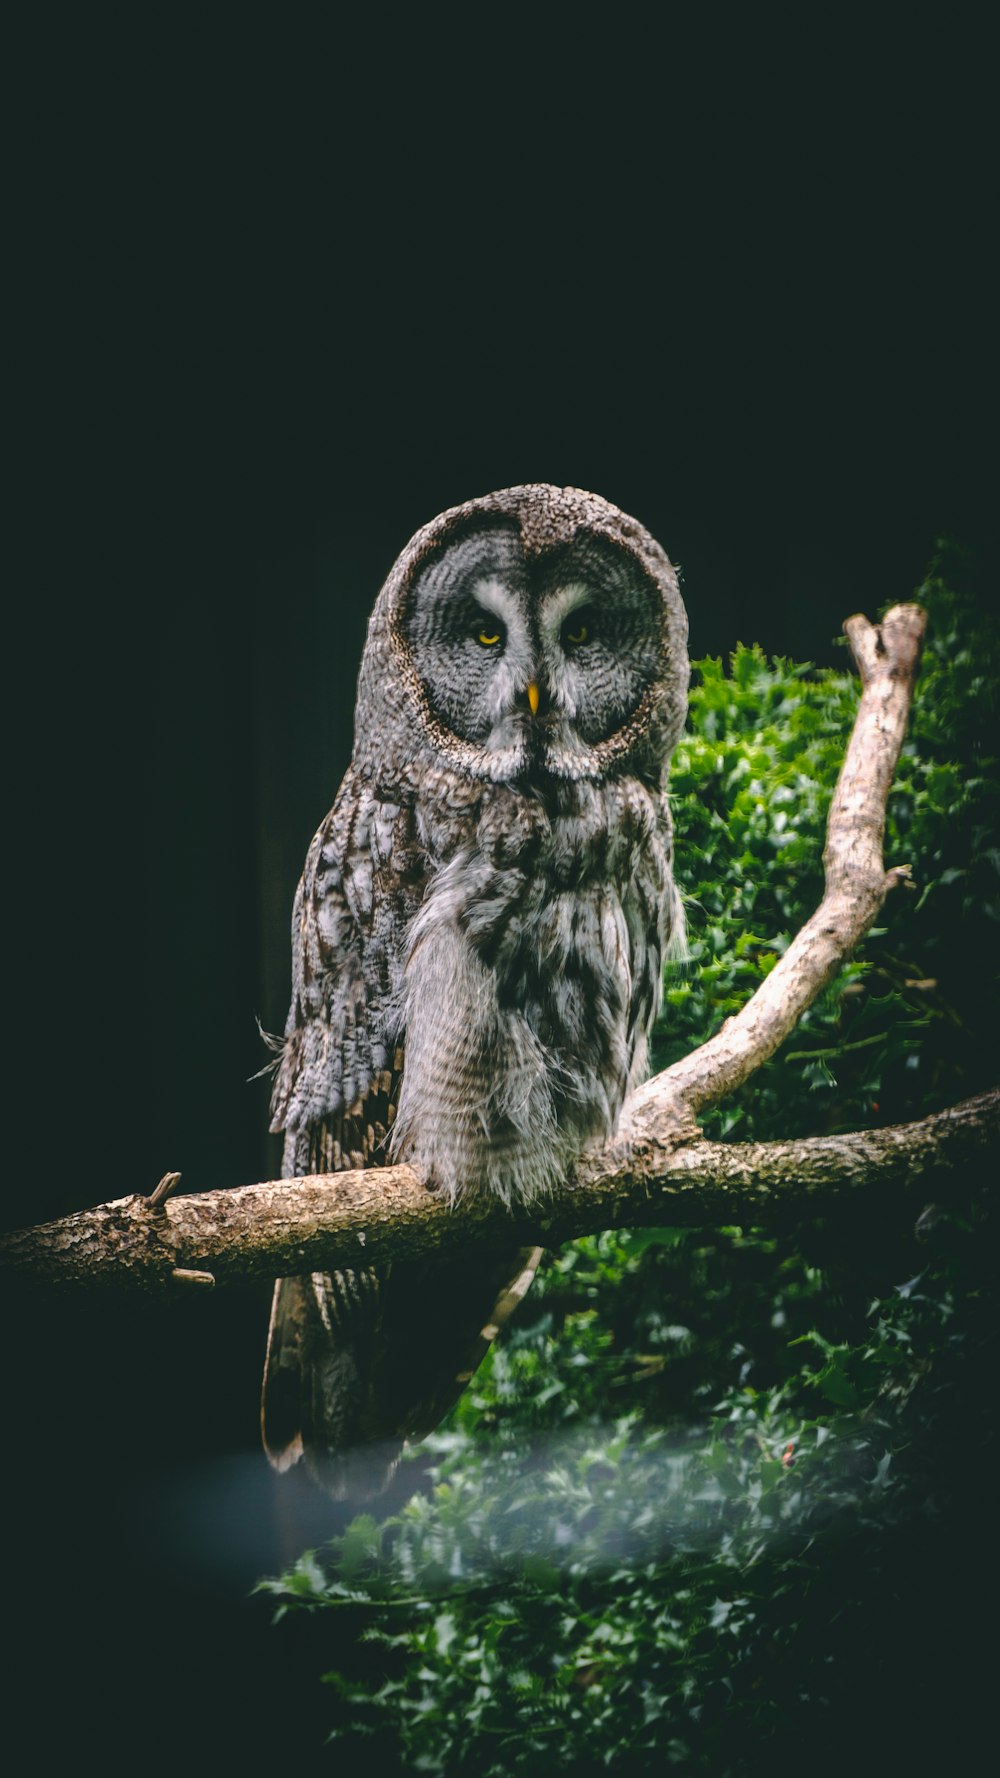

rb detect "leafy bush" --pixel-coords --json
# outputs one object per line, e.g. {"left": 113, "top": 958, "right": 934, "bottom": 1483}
{"left": 261, "top": 552, "right": 997, "bottom": 1774}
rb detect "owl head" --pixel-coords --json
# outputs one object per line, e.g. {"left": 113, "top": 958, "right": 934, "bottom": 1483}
{"left": 354, "top": 485, "right": 688, "bottom": 788}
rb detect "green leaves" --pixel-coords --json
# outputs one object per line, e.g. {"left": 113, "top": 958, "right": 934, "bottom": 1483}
{"left": 263, "top": 1197, "right": 993, "bottom": 1771}
{"left": 264, "top": 556, "right": 998, "bottom": 1773}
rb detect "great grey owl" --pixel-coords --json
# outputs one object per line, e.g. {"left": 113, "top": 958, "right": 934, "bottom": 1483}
{"left": 262, "top": 484, "right": 689, "bottom": 1495}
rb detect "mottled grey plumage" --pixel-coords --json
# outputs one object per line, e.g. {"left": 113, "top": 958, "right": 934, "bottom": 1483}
{"left": 262, "top": 484, "right": 688, "bottom": 1496}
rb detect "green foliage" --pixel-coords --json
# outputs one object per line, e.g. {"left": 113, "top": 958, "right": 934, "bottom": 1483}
{"left": 661, "top": 552, "right": 1000, "bottom": 1140}
{"left": 261, "top": 552, "right": 997, "bottom": 1774}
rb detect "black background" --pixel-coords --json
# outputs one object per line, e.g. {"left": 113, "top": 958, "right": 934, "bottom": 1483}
{"left": 7, "top": 14, "right": 995, "bottom": 1771}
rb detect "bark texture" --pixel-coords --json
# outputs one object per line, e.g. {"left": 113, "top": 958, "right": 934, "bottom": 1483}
{"left": 1, "top": 1091, "right": 995, "bottom": 1294}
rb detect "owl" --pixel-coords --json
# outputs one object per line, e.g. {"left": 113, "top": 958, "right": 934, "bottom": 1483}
{"left": 261, "top": 484, "right": 689, "bottom": 1496}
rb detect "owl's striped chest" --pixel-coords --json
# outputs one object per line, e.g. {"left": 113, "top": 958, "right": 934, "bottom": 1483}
{"left": 416, "top": 774, "right": 670, "bottom": 1089}
{"left": 386, "top": 772, "right": 672, "bottom": 1201}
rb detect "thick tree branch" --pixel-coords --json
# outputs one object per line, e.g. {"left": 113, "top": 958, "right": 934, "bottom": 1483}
{"left": 5, "top": 597, "right": 981, "bottom": 1301}
{"left": 1, "top": 1093, "right": 995, "bottom": 1294}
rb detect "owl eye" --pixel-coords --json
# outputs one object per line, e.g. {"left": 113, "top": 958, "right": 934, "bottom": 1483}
{"left": 475, "top": 622, "right": 505, "bottom": 648}
{"left": 561, "top": 607, "right": 595, "bottom": 650}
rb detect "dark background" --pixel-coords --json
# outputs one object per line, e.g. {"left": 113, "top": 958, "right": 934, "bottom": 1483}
{"left": 8, "top": 15, "right": 994, "bottom": 1769}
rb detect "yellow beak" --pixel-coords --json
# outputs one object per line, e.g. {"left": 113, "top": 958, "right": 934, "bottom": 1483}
{"left": 527, "top": 681, "right": 540, "bottom": 716}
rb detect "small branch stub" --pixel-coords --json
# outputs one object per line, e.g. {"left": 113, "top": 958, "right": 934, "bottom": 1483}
{"left": 147, "top": 1172, "right": 183, "bottom": 1210}
{"left": 171, "top": 1267, "right": 216, "bottom": 1288}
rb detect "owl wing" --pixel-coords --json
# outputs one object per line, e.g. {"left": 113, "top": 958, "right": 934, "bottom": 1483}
{"left": 261, "top": 771, "right": 542, "bottom": 1498}
{"left": 268, "top": 770, "right": 407, "bottom": 1147}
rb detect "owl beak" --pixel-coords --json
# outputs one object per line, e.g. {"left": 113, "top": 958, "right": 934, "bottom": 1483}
{"left": 526, "top": 681, "right": 540, "bottom": 717}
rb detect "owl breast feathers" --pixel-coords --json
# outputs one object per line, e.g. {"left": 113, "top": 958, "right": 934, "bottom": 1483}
{"left": 262, "top": 484, "right": 689, "bottom": 1495}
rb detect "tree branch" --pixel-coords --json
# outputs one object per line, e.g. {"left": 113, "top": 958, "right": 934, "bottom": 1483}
{"left": 626, "top": 602, "right": 927, "bottom": 1138}
{"left": 5, "top": 597, "right": 982, "bottom": 1301}
{"left": 1, "top": 1092, "right": 995, "bottom": 1294}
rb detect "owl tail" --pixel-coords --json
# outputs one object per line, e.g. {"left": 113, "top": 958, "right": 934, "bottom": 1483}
{"left": 261, "top": 1247, "right": 543, "bottom": 1499}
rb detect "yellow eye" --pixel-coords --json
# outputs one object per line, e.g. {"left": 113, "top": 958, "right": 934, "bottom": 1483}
{"left": 478, "top": 629, "right": 502, "bottom": 646}
{"left": 564, "top": 622, "right": 588, "bottom": 646}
